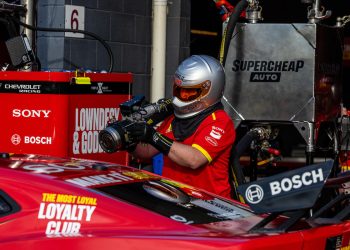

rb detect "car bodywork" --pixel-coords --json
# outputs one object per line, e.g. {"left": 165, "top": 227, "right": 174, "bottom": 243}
{"left": 0, "top": 154, "right": 349, "bottom": 249}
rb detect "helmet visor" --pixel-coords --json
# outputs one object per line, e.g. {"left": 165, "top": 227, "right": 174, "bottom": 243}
{"left": 173, "top": 80, "right": 211, "bottom": 102}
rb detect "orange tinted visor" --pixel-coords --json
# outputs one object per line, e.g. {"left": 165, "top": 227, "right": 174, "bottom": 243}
{"left": 173, "top": 80, "right": 211, "bottom": 102}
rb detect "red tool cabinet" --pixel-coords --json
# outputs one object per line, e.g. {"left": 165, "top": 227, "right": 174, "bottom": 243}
{"left": 0, "top": 71, "right": 132, "bottom": 165}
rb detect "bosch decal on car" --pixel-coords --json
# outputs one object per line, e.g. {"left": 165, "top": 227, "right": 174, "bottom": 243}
{"left": 237, "top": 161, "right": 333, "bottom": 213}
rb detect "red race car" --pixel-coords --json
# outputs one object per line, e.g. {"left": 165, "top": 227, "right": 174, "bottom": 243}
{"left": 0, "top": 153, "right": 349, "bottom": 249}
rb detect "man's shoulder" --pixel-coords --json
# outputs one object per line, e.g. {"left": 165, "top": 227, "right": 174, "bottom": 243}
{"left": 199, "top": 110, "right": 235, "bottom": 133}
{"left": 204, "top": 109, "right": 234, "bottom": 124}
{"left": 214, "top": 109, "right": 233, "bottom": 119}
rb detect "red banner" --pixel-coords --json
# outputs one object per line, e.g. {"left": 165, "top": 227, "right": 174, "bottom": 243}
{"left": 0, "top": 71, "right": 132, "bottom": 165}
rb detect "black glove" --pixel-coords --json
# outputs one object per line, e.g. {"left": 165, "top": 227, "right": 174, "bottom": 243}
{"left": 125, "top": 122, "right": 173, "bottom": 155}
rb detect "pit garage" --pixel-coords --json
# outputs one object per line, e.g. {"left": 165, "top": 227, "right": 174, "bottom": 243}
{"left": 0, "top": 0, "right": 349, "bottom": 223}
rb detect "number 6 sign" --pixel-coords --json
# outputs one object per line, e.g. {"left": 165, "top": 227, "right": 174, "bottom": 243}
{"left": 65, "top": 5, "right": 85, "bottom": 38}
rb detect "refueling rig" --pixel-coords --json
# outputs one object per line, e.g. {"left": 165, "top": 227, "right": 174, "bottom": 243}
{"left": 218, "top": 0, "right": 349, "bottom": 194}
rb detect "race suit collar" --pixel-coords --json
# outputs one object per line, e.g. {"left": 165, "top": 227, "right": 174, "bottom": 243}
{"left": 171, "top": 102, "right": 224, "bottom": 141}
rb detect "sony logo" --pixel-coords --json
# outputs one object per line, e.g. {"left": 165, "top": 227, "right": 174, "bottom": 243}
{"left": 270, "top": 168, "right": 324, "bottom": 195}
{"left": 12, "top": 109, "right": 51, "bottom": 118}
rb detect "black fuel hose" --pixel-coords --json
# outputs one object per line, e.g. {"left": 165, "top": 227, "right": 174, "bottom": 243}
{"left": 220, "top": 0, "right": 249, "bottom": 66}
{"left": 230, "top": 129, "right": 260, "bottom": 187}
{"left": 9, "top": 16, "right": 114, "bottom": 73}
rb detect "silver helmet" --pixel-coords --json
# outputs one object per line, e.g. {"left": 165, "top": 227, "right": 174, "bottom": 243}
{"left": 172, "top": 55, "right": 225, "bottom": 119}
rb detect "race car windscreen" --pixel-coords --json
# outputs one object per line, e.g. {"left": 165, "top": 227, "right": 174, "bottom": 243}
{"left": 95, "top": 180, "right": 253, "bottom": 225}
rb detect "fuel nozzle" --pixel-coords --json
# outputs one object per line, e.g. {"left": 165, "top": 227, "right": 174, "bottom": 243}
{"left": 245, "top": 0, "right": 263, "bottom": 23}
{"left": 303, "top": 0, "right": 331, "bottom": 23}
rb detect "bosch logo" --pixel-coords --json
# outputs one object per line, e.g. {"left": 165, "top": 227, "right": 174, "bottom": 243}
{"left": 24, "top": 136, "right": 52, "bottom": 145}
{"left": 12, "top": 109, "right": 51, "bottom": 118}
{"left": 270, "top": 168, "right": 324, "bottom": 195}
{"left": 245, "top": 184, "right": 264, "bottom": 204}
{"left": 11, "top": 134, "right": 21, "bottom": 145}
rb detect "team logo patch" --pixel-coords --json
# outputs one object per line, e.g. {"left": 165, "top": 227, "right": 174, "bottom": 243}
{"left": 210, "top": 130, "right": 222, "bottom": 139}
{"left": 205, "top": 136, "right": 218, "bottom": 146}
{"left": 210, "top": 126, "right": 224, "bottom": 139}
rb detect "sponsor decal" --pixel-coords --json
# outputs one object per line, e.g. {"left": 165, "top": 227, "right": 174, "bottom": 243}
{"left": 250, "top": 72, "right": 281, "bottom": 82}
{"left": 170, "top": 214, "right": 194, "bottom": 224}
{"left": 65, "top": 171, "right": 134, "bottom": 187}
{"left": 174, "top": 73, "right": 185, "bottom": 83}
{"left": 231, "top": 59, "right": 304, "bottom": 82}
{"left": 205, "top": 136, "right": 218, "bottom": 146}
{"left": 269, "top": 168, "right": 324, "bottom": 195}
{"left": 12, "top": 109, "right": 51, "bottom": 118}
{"left": 3, "top": 83, "right": 41, "bottom": 93}
{"left": 237, "top": 161, "right": 333, "bottom": 213}
{"left": 97, "top": 82, "right": 103, "bottom": 94}
{"left": 245, "top": 184, "right": 264, "bottom": 204}
{"left": 325, "top": 235, "right": 343, "bottom": 250}
{"left": 23, "top": 163, "right": 86, "bottom": 174}
{"left": 22, "top": 161, "right": 115, "bottom": 174}
{"left": 73, "top": 107, "right": 120, "bottom": 154}
{"left": 161, "top": 179, "right": 193, "bottom": 189}
{"left": 123, "top": 171, "right": 157, "bottom": 180}
{"left": 318, "top": 63, "right": 341, "bottom": 75}
{"left": 90, "top": 82, "right": 112, "bottom": 94}
{"left": 11, "top": 134, "right": 52, "bottom": 145}
{"left": 38, "top": 193, "right": 97, "bottom": 235}
{"left": 11, "top": 134, "right": 21, "bottom": 145}
{"left": 192, "top": 198, "right": 244, "bottom": 219}
{"left": 24, "top": 136, "right": 52, "bottom": 145}
{"left": 210, "top": 126, "right": 224, "bottom": 139}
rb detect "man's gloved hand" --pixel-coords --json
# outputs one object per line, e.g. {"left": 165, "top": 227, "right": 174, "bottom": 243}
{"left": 125, "top": 122, "right": 173, "bottom": 155}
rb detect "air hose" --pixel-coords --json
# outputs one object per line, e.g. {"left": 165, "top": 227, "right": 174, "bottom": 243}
{"left": 8, "top": 16, "right": 114, "bottom": 73}
{"left": 229, "top": 128, "right": 260, "bottom": 201}
{"left": 219, "top": 0, "right": 248, "bottom": 65}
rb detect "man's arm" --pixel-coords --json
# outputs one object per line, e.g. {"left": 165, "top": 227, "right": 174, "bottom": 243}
{"left": 131, "top": 141, "right": 208, "bottom": 169}
{"left": 167, "top": 141, "right": 208, "bottom": 169}
{"left": 127, "top": 122, "right": 208, "bottom": 169}
{"left": 131, "top": 143, "right": 158, "bottom": 160}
